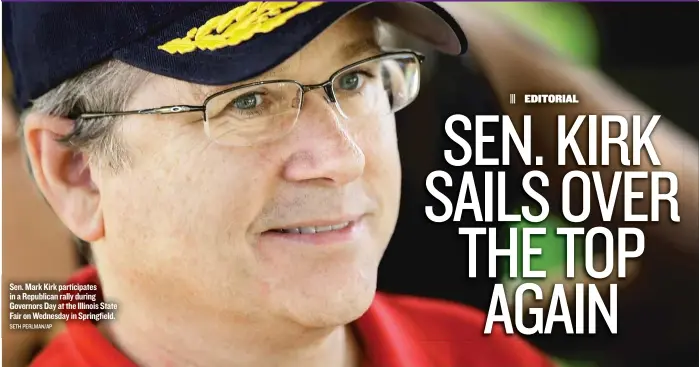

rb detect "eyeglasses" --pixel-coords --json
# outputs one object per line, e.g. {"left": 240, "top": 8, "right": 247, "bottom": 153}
{"left": 76, "top": 51, "right": 424, "bottom": 147}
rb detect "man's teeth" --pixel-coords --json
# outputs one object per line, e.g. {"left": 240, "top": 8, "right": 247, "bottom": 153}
{"left": 275, "top": 222, "right": 350, "bottom": 234}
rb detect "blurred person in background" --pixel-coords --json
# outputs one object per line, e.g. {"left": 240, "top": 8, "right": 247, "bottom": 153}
{"left": 389, "top": 4, "right": 698, "bottom": 367}
{"left": 2, "top": 53, "right": 78, "bottom": 366}
{"left": 376, "top": 3, "right": 697, "bottom": 367}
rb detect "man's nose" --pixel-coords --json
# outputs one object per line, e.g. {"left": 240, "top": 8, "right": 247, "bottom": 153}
{"left": 281, "top": 94, "right": 366, "bottom": 186}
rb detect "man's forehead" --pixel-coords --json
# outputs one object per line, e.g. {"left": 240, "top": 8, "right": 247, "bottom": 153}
{"left": 184, "top": 26, "right": 383, "bottom": 100}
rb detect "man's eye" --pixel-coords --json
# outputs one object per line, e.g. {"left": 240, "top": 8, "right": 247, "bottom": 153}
{"left": 232, "top": 93, "right": 263, "bottom": 110}
{"left": 337, "top": 72, "right": 367, "bottom": 91}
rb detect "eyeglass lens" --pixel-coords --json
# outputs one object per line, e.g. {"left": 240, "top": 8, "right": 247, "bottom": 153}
{"left": 204, "top": 53, "right": 420, "bottom": 147}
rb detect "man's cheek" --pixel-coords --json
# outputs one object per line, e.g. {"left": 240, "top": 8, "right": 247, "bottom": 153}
{"left": 356, "top": 117, "right": 398, "bottom": 152}
{"left": 363, "top": 134, "right": 400, "bottom": 173}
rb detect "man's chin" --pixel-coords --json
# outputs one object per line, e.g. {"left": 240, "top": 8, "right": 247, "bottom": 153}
{"left": 283, "top": 284, "right": 378, "bottom": 329}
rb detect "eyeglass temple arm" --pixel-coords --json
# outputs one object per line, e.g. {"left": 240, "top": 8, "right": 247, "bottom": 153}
{"left": 76, "top": 105, "right": 205, "bottom": 120}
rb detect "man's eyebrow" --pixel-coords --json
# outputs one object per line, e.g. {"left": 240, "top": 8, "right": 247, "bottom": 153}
{"left": 339, "top": 38, "right": 382, "bottom": 61}
{"left": 189, "top": 62, "right": 292, "bottom": 99}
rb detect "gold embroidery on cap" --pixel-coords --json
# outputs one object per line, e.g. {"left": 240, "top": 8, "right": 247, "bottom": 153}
{"left": 158, "top": 2, "right": 324, "bottom": 54}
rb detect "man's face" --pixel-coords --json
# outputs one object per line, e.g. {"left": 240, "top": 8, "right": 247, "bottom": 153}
{"left": 92, "top": 13, "right": 402, "bottom": 327}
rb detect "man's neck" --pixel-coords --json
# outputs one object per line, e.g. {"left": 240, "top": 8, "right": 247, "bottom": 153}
{"left": 100, "top": 308, "right": 364, "bottom": 367}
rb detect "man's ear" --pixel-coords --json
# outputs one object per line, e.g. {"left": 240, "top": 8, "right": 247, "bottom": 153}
{"left": 22, "top": 112, "right": 104, "bottom": 242}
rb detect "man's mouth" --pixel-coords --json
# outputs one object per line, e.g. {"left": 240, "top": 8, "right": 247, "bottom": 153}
{"left": 270, "top": 222, "right": 352, "bottom": 234}
{"left": 259, "top": 217, "right": 364, "bottom": 246}
{"left": 258, "top": 215, "right": 367, "bottom": 246}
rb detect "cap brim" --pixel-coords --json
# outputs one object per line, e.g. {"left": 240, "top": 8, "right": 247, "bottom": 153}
{"left": 113, "top": 2, "right": 467, "bottom": 87}
{"left": 370, "top": 2, "right": 467, "bottom": 56}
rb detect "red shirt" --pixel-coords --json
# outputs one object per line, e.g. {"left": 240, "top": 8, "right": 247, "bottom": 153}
{"left": 32, "top": 266, "right": 554, "bottom": 367}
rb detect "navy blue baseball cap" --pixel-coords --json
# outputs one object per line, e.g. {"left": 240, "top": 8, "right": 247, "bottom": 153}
{"left": 3, "top": 2, "right": 468, "bottom": 109}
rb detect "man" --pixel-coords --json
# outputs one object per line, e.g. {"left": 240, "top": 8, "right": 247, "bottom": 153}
{"left": 4, "top": 2, "right": 697, "bottom": 367}
{"left": 5, "top": 2, "right": 555, "bottom": 366}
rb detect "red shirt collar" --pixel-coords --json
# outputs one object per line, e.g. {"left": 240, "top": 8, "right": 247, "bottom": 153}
{"left": 52, "top": 266, "right": 431, "bottom": 367}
